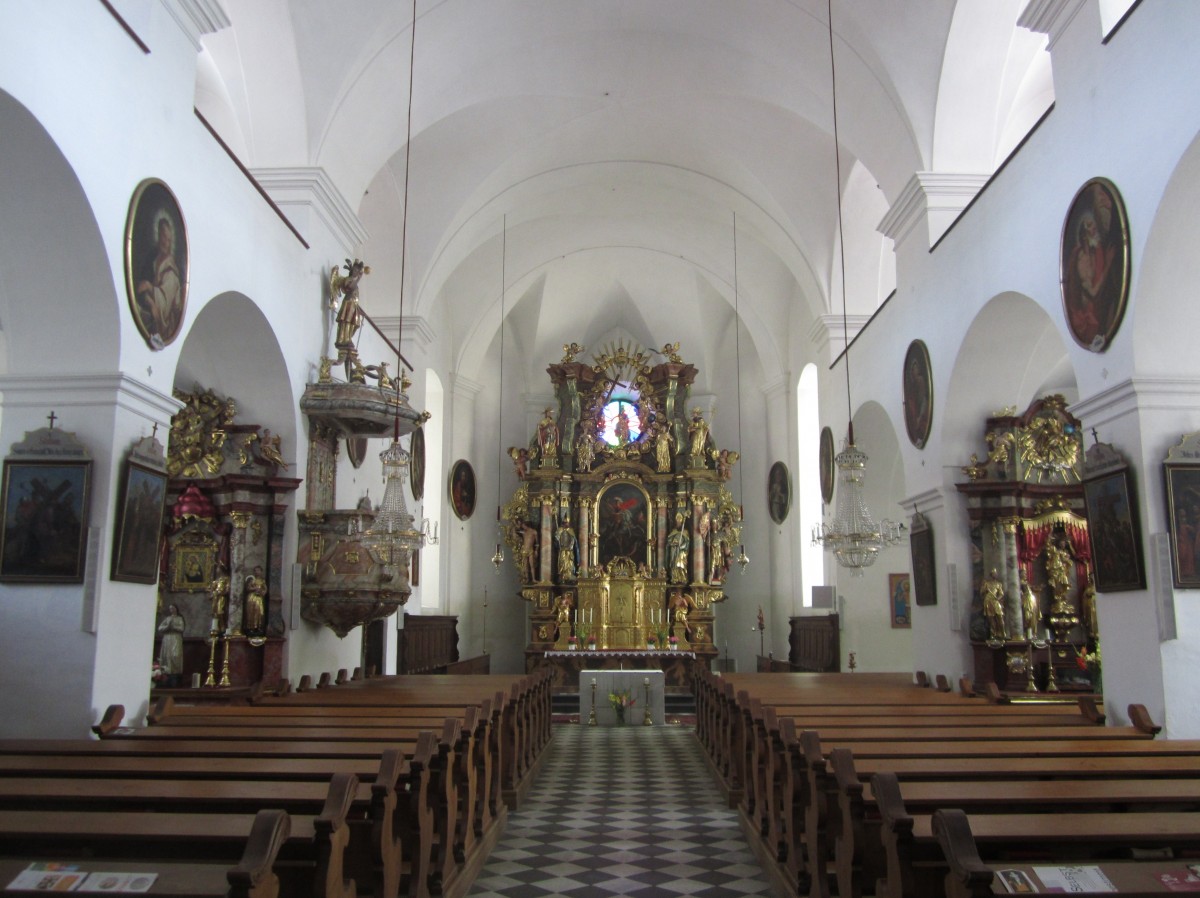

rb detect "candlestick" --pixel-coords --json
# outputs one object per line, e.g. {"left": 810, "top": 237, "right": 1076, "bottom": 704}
{"left": 588, "top": 679, "right": 598, "bottom": 726}
{"left": 203, "top": 629, "right": 218, "bottom": 687}
{"left": 643, "top": 678, "right": 653, "bottom": 726}
{"left": 218, "top": 633, "right": 232, "bottom": 688}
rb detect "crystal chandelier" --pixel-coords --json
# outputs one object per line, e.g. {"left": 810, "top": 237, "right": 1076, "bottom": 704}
{"left": 362, "top": 439, "right": 428, "bottom": 565}
{"left": 811, "top": 0, "right": 903, "bottom": 574}
{"left": 813, "top": 434, "right": 903, "bottom": 573}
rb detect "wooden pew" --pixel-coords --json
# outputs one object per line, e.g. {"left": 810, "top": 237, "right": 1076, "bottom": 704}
{"left": 0, "top": 777, "right": 359, "bottom": 898}
{"left": 0, "top": 734, "right": 437, "bottom": 898}
{"left": 933, "top": 807, "right": 1200, "bottom": 898}
{"left": 880, "top": 798, "right": 1200, "bottom": 898}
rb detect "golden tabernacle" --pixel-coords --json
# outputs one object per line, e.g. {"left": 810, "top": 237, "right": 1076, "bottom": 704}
{"left": 506, "top": 341, "right": 740, "bottom": 690}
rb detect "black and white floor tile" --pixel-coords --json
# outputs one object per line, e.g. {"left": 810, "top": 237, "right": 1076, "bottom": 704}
{"left": 468, "top": 724, "right": 775, "bottom": 898}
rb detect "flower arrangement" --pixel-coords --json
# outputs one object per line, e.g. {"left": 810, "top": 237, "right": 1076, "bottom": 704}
{"left": 609, "top": 689, "right": 636, "bottom": 711}
{"left": 1074, "top": 643, "right": 1102, "bottom": 692}
{"left": 151, "top": 661, "right": 164, "bottom": 684}
{"left": 567, "top": 635, "right": 579, "bottom": 649}
{"left": 668, "top": 635, "right": 678, "bottom": 649}
{"left": 646, "top": 635, "right": 657, "bottom": 649}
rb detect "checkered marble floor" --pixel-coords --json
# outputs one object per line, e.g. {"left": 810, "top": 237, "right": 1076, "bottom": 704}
{"left": 467, "top": 724, "right": 776, "bottom": 898}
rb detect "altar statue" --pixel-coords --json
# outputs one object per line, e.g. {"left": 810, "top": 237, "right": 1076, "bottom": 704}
{"left": 209, "top": 569, "right": 231, "bottom": 633}
{"left": 981, "top": 568, "right": 1007, "bottom": 641}
{"left": 653, "top": 424, "right": 674, "bottom": 472}
{"left": 669, "top": 589, "right": 694, "bottom": 639}
{"left": 519, "top": 520, "right": 539, "bottom": 583}
{"left": 1020, "top": 574, "right": 1039, "bottom": 641}
{"left": 687, "top": 408, "right": 709, "bottom": 461}
{"left": 556, "top": 517, "right": 577, "bottom": 581}
{"left": 243, "top": 566, "right": 267, "bottom": 636}
{"left": 554, "top": 593, "right": 572, "bottom": 639}
{"left": 575, "top": 431, "right": 596, "bottom": 472}
{"left": 538, "top": 408, "right": 561, "bottom": 460}
{"left": 666, "top": 513, "right": 690, "bottom": 584}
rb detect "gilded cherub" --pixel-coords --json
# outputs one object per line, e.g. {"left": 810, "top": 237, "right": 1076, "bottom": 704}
{"left": 508, "top": 446, "right": 530, "bottom": 479}
{"left": 661, "top": 342, "right": 683, "bottom": 363}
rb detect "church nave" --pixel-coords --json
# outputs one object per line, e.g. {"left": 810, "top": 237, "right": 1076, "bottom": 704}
{"left": 468, "top": 725, "right": 773, "bottom": 898}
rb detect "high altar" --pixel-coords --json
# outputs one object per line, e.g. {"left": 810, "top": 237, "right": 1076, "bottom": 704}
{"left": 505, "top": 342, "right": 741, "bottom": 691}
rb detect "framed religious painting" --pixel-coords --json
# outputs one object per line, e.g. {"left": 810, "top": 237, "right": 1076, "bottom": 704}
{"left": 908, "top": 511, "right": 937, "bottom": 606}
{"left": 1165, "top": 455, "right": 1200, "bottom": 590}
{"left": 110, "top": 459, "right": 168, "bottom": 584}
{"left": 902, "top": 339, "right": 932, "bottom": 449}
{"left": 596, "top": 481, "right": 650, "bottom": 565}
{"left": 124, "top": 178, "right": 189, "bottom": 351}
{"left": 1060, "top": 177, "right": 1130, "bottom": 353}
{"left": 767, "top": 461, "right": 791, "bottom": 524}
{"left": 888, "top": 572, "right": 912, "bottom": 628}
{"left": 171, "top": 542, "right": 217, "bottom": 592}
{"left": 449, "top": 459, "right": 476, "bottom": 521}
{"left": 1081, "top": 444, "right": 1145, "bottom": 593}
{"left": 409, "top": 427, "right": 426, "bottom": 502}
{"left": 0, "top": 459, "right": 92, "bottom": 583}
{"left": 819, "top": 426, "right": 835, "bottom": 505}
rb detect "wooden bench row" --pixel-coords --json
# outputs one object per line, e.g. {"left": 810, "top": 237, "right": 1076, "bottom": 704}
{"left": 0, "top": 670, "right": 551, "bottom": 898}
{"left": 695, "top": 670, "right": 1200, "bottom": 898}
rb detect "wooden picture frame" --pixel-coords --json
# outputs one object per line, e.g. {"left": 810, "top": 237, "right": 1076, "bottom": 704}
{"left": 111, "top": 460, "right": 168, "bottom": 584}
{"left": 171, "top": 543, "right": 217, "bottom": 592}
{"left": 1060, "top": 177, "right": 1130, "bottom": 353}
{"left": 1082, "top": 465, "right": 1145, "bottom": 592}
{"left": 0, "top": 459, "right": 92, "bottom": 583}
{"left": 889, "top": 572, "right": 912, "bottom": 628}
{"left": 908, "top": 512, "right": 937, "bottom": 606}
{"left": 902, "top": 339, "right": 933, "bottom": 449}
{"left": 124, "top": 178, "right": 189, "bottom": 351}
{"left": 819, "top": 426, "right": 835, "bottom": 505}
{"left": 767, "top": 461, "right": 791, "bottom": 524}
{"left": 449, "top": 459, "right": 476, "bottom": 521}
{"left": 410, "top": 428, "right": 426, "bottom": 502}
{"left": 1165, "top": 462, "right": 1200, "bottom": 590}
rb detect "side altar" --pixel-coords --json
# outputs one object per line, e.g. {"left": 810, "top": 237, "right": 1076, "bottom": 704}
{"left": 504, "top": 342, "right": 743, "bottom": 691}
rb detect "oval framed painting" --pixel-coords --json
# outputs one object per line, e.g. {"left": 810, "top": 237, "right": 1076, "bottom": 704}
{"left": 449, "top": 459, "right": 475, "bottom": 521}
{"left": 409, "top": 427, "right": 425, "bottom": 502}
{"left": 767, "top": 461, "right": 791, "bottom": 524}
{"left": 819, "top": 426, "right": 835, "bottom": 505}
{"left": 1060, "top": 177, "right": 1130, "bottom": 353}
{"left": 124, "top": 178, "right": 189, "bottom": 351}
{"left": 902, "top": 339, "right": 933, "bottom": 449}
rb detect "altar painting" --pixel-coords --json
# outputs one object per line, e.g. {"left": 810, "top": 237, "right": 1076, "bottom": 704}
{"left": 597, "top": 481, "right": 649, "bottom": 565}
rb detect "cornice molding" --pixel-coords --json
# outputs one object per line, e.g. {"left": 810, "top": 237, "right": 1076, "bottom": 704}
{"left": 879, "top": 172, "right": 989, "bottom": 250}
{"left": 0, "top": 373, "right": 181, "bottom": 421}
{"left": 158, "top": 0, "right": 231, "bottom": 51}
{"left": 1018, "top": 0, "right": 1089, "bottom": 50}
{"left": 250, "top": 167, "right": 369, "bottom": 255}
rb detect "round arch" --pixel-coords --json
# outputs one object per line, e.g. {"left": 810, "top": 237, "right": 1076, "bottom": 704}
{"left": 173, "top": 292, "right": 298, "bottom": 453}
{"left": 0, "top": 89, "right": 120, "bottom": 376}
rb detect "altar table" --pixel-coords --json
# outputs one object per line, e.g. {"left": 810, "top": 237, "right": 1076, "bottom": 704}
{"left": 580, "top": 669, "right": 665, "bottom": 726}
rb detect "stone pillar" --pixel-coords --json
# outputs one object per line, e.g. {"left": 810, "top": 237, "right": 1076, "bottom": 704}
{"left": 578, "top": 498, "right": 592, "bottom": 577}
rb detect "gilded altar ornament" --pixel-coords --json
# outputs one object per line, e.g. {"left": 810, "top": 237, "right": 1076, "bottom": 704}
{"left": 652, "top": 424, "right": 674, "bottom": 472}
{"left": 666, "top": 513, "right": 690, "bottom": 583}
{"left": 561, "top": 342, "right": 586, "bottom": 364}
{"left": 556, "top": 515, "right": 577, "bottom": 581}
{"left": 508, "top": 446, "right": 530, "bottom": 479}
{"left": 1018, "top": 413, "right": 1080, "bottom": 483}
{"left": 980, "top": 568, "right": 1007, "bottom": 642}
{"left": 258, "top": 429, "right": 289, "bottom": 469}
{"left": 575, "top": 431, "right": 597, "bottom": 472}
{"left": 661, "top": 342, "right": 683, "bottom": 364}
{"left": 168, "top": 388, "right": 236, "bottom": 478}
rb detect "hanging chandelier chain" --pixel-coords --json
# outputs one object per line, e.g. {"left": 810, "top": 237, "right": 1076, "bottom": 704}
{"left": 826, "top": 0, "right": 853, "bottom": 440}
{"left": 497, "top": 215, "right": 506, "bottom": 491}
{"left": 397, "top": 0, "right": 418, "bottom": 334}
{"left": 733, "top": 211, "right": 744, "bottom": 503}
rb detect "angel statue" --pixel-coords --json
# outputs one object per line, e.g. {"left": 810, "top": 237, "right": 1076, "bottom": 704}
{"left": 329, "top": 258, "right": 371, "bottom": 373}
{"left": 508, "top": 446, "right": 530, "bottom": 479}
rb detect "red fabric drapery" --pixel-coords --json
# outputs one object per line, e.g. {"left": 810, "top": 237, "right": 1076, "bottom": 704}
{"left": 1019, "top": 521, "right": 1054, "bottom": 583}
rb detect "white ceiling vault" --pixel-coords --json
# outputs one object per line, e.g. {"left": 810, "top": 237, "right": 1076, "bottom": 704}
{"left": 197, "top": 0, "right": 1051, "bottom": 387}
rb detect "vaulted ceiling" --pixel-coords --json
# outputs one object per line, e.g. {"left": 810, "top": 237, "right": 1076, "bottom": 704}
{"left": 198, "top": 0, "right": 1050, "bottom": 387}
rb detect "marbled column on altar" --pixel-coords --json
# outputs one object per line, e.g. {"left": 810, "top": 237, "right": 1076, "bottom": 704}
{"left": 539, "top": 498, "right": 554, "bottom": 583}
{"left": 578, "top": 498, "right": 592, "bottom": 577}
